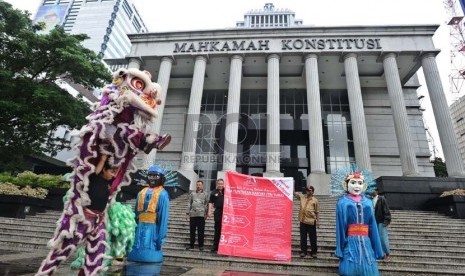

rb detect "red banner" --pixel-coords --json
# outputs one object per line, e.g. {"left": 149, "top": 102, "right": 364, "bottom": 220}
{"left": 218, "top": 172, "right": 293, "bottom": 262}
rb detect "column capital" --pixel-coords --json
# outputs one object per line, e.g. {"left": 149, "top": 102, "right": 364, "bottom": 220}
{"left": 413, "top": 50, "right": 439, "bottom": 63}
{"left": 195, "top": 55, "right": 208, "bottom": 63}
{"left": 160, "top": 56, "right": 175, "bottom": 64}
{"left": 376, "top": 52, "right": 398, "bottom": 63}
{"left": 230, "top": 54, "right": 244, "bottom": 62}
{"left": 341, "top": 52, "right": 358, "bottom": 62}
{"left": 126, "top": 56, "right": 144, "bottom": 66}
{"left": 266, "top": 53, "right": 281, "bottom": 62}
{"left": 419, "top": 52, "right": 438, "bottom": 60}
{"left": 304, "top": 53, "right": 319, "bottom": 61}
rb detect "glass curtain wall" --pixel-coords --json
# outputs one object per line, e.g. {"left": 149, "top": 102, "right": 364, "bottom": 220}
{"left": 194, "top": 90, "right": 227, "bottom": 191}
{"left": 237, "top": 90, "right": 267, "bottom": 176}
{"left": 280, "top": 90, "right": 309, "bottom": 192}
{"left": 321, "top": 90, "right": 355, "bottom": 173}
{"left": 193, "top": 89, "right": 355, "bottom": 189}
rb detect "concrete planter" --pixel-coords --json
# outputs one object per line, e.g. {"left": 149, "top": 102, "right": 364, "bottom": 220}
{"left": 425, "top": 195, "right": 465, "bottom": 219}
{"left": 44, "top": 187, "right": 69, "bottom": 210}
{"left": 0, "top": 194, "right": 56, "bottom": 218}
{"left": 376, "top": 176, "right": 465, "bottom": 211}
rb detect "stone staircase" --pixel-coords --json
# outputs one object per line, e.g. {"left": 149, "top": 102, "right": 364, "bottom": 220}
{"left": 1, "top": 194, "right": 465, "bottom": 275}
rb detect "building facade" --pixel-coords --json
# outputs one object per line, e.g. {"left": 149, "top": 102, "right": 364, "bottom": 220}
{"left": 450, "top": 95, "right": 465, "bottom": 166}
{"left": 34, "top": 0, "right": 147, "bottom": 59}
{"left": 107, "top": 5, "right": 465, "bottom": 193}
{"left": 236, "top": 3, "right": 303, "bottom": 28}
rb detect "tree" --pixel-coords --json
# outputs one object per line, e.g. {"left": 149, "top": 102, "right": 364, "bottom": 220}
{"left": 0, "top": 2, "right": 111, "bottom": 171}
{"left": 431, "top": 157, "right": 448, "bottom": 177}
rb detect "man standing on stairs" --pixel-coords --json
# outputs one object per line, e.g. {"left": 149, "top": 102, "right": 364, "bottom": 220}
{"left": 294, "top": 185, "right": 320, "bottom": 258}
{"left": 370, "top": 190, "right": 392, "bottom": 262}
{"left": 186, "top": 180, "right": 209, "bottom": 251}
{"left": 208, "top": 178, "right": 225, "bottom": 253}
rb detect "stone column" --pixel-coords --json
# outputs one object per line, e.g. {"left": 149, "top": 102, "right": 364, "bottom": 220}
{"left": 128, "top": 57, "right": 142, "bottom": 69}
{"left": 422, "top": 53, "right": 465, "bottom": 176}
{"left": 343, "top": 53, "right": 372, "bottom": 171}
{"left": 305, "top": 54, "right": 329, "bottom": 195}
{"left": 142, "top": 56, "right": 174, "bottom": 169}
{"left": 178, "top": 56, "right": 207, "bottom": 188}
{"left": 126, "top": 57, "right": 144, "bottom": 168}
{"left": 264, "top": 54, "right": 282, "bottom": 177}
{"left": 222, "top": 55, "right": 243, "bottom": 172}
{"left": 383, "top": 53, "right": 419, "bottom": 176}
{"left": 305, "top": 54, "right": 325, "bottom": 174}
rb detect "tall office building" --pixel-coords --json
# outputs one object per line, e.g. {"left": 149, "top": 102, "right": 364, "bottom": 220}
{"left": 29, "top": 0, "right": 148, "bottom": 170}
{"left": 34, "top": 0, "right": 148, "bottom": 59}
{"left": 450, "top": 96, "right": 465, "bottom": 166}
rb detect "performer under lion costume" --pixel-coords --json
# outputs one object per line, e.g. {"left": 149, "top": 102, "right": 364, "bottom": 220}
{"left": 36, "top": 68, "right": 170, "bottom": 276}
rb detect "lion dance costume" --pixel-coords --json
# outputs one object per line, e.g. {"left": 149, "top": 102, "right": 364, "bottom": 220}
{"left": 331, "top": 164, "right": 384, "bottom": 276}
{"left": 69, "top": 202, "right": 137, "bottom": 270}
{"left": 36, "top": 68, "right": 171, "bottom": 276}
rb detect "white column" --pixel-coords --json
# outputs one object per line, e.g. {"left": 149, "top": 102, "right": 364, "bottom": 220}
{"left": 383, "top": 53, "right": 419, "bottom": 176}
{"left": 304, "top": 54, "right": 325, "bottom": 173}
{"left": 179, "top": 56, "right": 207, "bottom": 187}
{"left": 422, "top": 53, "right": 465, "bottom": 176}
{"left": 264, "top": 54, "right": 282, "bottom": 177}
{"left": 222, "top": 55, "right": 243, "bottom": 172}
{"left": 142, "top": 57, "right": 173, "bottom": 169}
{"left": 126, "top": 57, "right": 144, "bottom": 169}
{"left": 343, "top": 53, "right": 372, "bottom": 171}
{"left": 128, "top": 57, "right": 142, "bottom": 69}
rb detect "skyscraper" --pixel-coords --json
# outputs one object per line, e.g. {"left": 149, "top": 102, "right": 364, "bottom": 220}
{"left": 34, "top": 0, "right": 147, "bottom": 59}
{"left": 450, "top": 95, "right": 465, "bottom": 167}
{"left": 30, "top": 0, "right": 148, "bottom": 168}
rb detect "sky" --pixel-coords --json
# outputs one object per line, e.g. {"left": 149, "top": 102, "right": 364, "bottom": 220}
{"left": 4, "top": 0, "right": 460, "bottom": 159}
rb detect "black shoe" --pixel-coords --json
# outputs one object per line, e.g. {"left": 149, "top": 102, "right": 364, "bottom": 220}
{"left": 186, "top": 246, "right": 194, "bottom": 250}
{"left": 210, "top": 249, "right": 217, "bottom": 253}
{"left": 199, "top": 247, "right": 204, "bottom": 251}
{"left": 299, "top": 252, "right": 306, "bottom": 258}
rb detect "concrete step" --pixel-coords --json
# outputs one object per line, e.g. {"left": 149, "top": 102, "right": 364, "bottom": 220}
{"left": 164, "top": 230, "right": 465, "bottom": 246}
{"left": 164, "top": 236, "right": 465, "bottom": 253}
{"left": 0, "top": 236, "right": 47, "bottom": 250}
{"left": 165, "top": 243, "right": 465, "bottom": 264}
{"left": 165, "top": 223, "right": 465, "bottom": 238}
{"left": 163, "top": 241, "right": 465, "bottom": 259}
{"left": 2, "top": 194, "right": 465, "bottom": 276}
{"left": 162, "top": 250, "right": 465, "bottom": 275}
{"left": 165, "top": 224, "right": 465, "bottom": 239}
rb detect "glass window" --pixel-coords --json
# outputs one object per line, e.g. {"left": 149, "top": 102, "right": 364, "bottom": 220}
{"left": 298, "top": 145, "right": 307, "bottom": 158}
{"left": 281, "top": 145, "right": 291, "bottom": 159}
{"left": 195, "top": 90, "right": 227, "bottom": 185}
{"left": 122, "top": 0, "right": 133, "bottom": 19}
{"left": 321, "top": 90, "right": 354, "bottom": 173}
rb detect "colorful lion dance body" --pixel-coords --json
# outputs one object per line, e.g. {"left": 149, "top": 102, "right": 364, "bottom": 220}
{"left": 36, "top": 68, "right": 171, "bottom": 276}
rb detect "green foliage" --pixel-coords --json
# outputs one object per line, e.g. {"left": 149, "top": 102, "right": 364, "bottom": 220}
{"left": 0, "top": 2, "right": 111, "bottom": 171}
{"left": 431, "top": 157, "right": 448, "bottom": 177}
{"left": 0, "top": 182, "right": 48, "bottom": 199}
{"left": 0, "top": 172, "right": 15, "bottom": 184}
{"left": 0, "top": 171, "right": 69, "bottom": 189}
